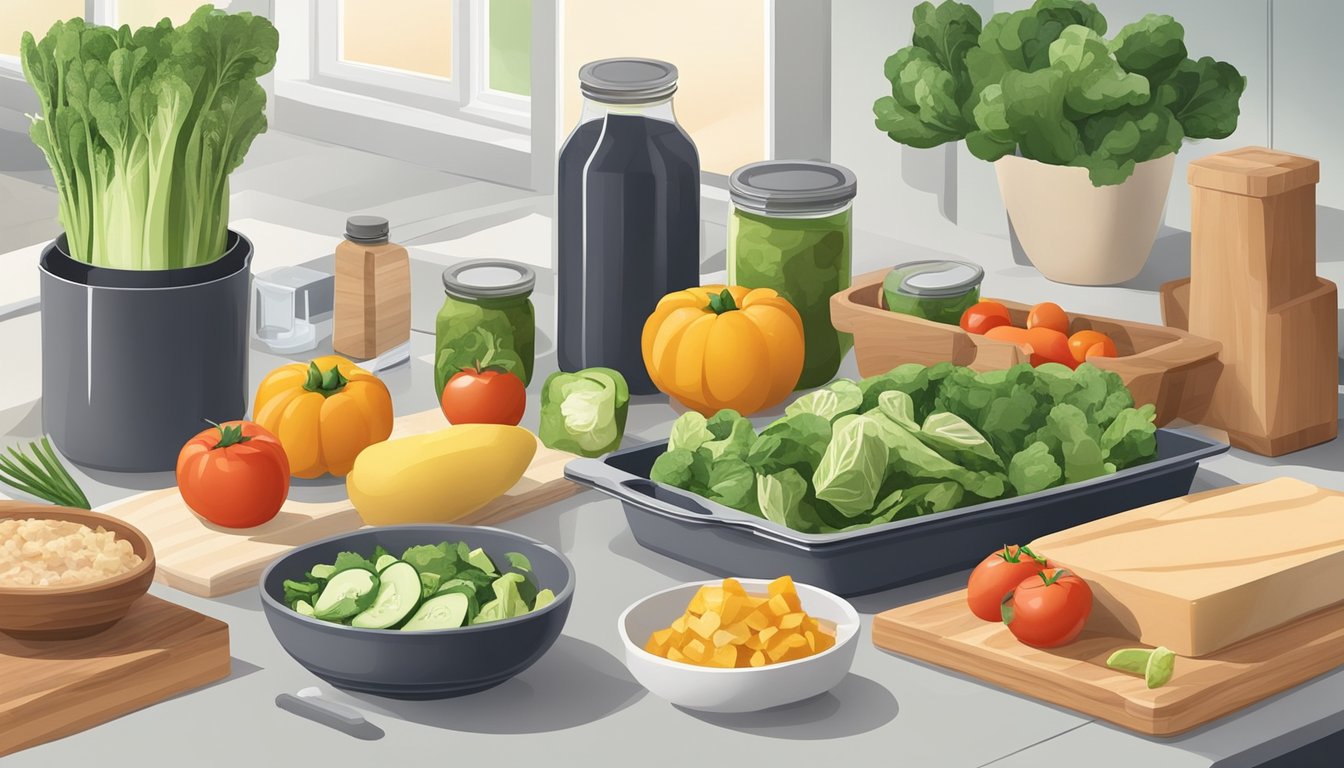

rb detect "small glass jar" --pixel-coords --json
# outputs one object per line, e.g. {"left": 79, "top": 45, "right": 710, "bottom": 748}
{"left": 881, "top": 260, "right": 984, "bottom": 325}
{"left": 727, "top": 161, "right": 857, "bottom": 390}
{"left": 435, "top": 260, "right": 536, "bottom": 397}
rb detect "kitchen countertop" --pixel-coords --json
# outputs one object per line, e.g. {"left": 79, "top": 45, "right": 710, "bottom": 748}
{"left": 2, "top": 216, "right": 1343, "bottom": 768}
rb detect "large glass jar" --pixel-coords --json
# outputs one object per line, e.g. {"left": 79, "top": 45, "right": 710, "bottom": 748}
{"left": 556, "top": 58, "right": 701, "bottom": 395}
{"left": 435, "top": 260, "right": 536, "bottom": 397}
{"left": 727, "top": 161, "right": 857, "bottom": 390}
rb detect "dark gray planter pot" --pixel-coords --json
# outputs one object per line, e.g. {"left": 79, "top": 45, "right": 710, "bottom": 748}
{"left": 39, "top": 231, "right": 253, "bottom": 472}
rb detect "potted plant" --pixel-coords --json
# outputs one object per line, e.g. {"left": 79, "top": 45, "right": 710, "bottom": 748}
{"left": 874, "top": 0, "right": 1246, "bottom": 285}
{"left": 20, "top": 6, "right": 278, "bottom": 471}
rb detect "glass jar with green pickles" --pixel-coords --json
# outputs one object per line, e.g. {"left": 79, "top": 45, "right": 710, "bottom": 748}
{"left": 727, "top": 161, "right": 857, "bottom": 390}
{"left": 435, "top": 260, "right": 536, "bottom": 397}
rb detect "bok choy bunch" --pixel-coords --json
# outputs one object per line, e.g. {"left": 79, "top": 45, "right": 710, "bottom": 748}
{"left": 19, "top": 5, "right": 278, "bottom": 269}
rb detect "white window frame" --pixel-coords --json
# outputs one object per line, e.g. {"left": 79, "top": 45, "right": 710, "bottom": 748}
{"left": 311, "top": 0, "right": 531, "bottom": 129}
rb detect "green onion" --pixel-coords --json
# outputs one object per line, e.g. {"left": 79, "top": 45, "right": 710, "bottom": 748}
{"left": 0, "top": 437, "right": 91, "bottom": 509}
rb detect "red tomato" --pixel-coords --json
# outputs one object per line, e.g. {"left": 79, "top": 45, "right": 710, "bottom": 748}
{"left": 1068, "top": 330, "right": 1119, "bottom": 363}
{"left": 1026, "top": 302, "right": 1070, "bottom": 335}
{"left": 176, "top": 421, "right": 290, "bottom": 529}
{"left": 960, "top": 301, "right": 1012, "bottom": 335}
{"left": 966, "top": 545, "right": 1049, "bottom": 622}
{"left": 440, "top": 368, "right": 526, "bottom": 426}
{"left": 1024, "top": 327, "right": 1076, "bottom": 368}
{"left": 1002, "top": 568, "right": 1094, "bottom": 648}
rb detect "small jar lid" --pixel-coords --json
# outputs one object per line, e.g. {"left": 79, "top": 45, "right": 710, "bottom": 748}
{"left": 442, "top": 259, "right": 536, "bottom": 300}
{"left": 346, "top": 215, "right": 389, "bottom": 243}
{"left": 887, "top": 260, "right": 984, "bottom": 298}
{"left": 579, "top": 58, "right": 678, "bottom": 104}
{"left": 729, "top": 161, "right": 858, "bottom": 215}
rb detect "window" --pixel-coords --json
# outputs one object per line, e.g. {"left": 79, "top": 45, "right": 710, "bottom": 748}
{"left": 0, "top": 0, "right": 209, "bottom": 59}
{"left": 313, "top": 0, "right": 532, "bottom": 125}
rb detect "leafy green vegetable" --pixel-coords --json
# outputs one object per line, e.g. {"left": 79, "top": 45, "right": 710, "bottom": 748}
{"left": 539, "top": 367, "right": 630, "bottom": 457}
{"left": 649, "top": 362, "right": 1159, "bottom": 534}
{"left": 668, "top": 412, "right": 715, "bottom": 453}
{"left": 786, "top": 379, "right": 863, "bottom": 421}
{"left": 877, "top": 0, "right": 1245, "bottom": 185}
{"left": 20, "top": 7, "right": 278, "bottom": 268}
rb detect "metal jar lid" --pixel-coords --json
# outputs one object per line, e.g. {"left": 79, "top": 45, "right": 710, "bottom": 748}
{"left": 345, "top": 215, "right": 389, "bottom": 243}
{"left": 578, "top": 58, "right": 678, "bottom": 104}
{"left": 887, "top": 260, "right": 984, "bottom": 297}
{"left": 442, "top": 259, "right": 536, "bottom": 301}
{"left": 729, "top": 161, "right": 858, "bottom": 216}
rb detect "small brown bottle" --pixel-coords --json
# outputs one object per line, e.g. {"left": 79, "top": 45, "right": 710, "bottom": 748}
{"left": 333, "top": 215, "right": 411, "bottom": 360}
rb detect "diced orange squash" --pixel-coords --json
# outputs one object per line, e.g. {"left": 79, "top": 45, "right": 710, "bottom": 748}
{"left": 644, "top": 577, "right": 838, "bottom": 668}
{"left": 744, "top": 608, "right": 771, "bottom": 631}
{"left": 709, "top": 645, "right": 738, "bottom": 668}
{"left": 688, "top": 610, "right": 720, "bottom": 639}
{"left": 686, "top": 586, "right": 711, "bottom": 616}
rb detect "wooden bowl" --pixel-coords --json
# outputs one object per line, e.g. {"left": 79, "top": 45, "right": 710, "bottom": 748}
{"left": 832, "top": 269, "right": 1224, "bottom": 426}
{"left": 0, "top": 501, "right": 156, "bottom": 640}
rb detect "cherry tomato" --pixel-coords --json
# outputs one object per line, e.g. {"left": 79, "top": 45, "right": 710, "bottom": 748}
{"left": 1002, "top": 568, "right": 1094, "bottom": 648}
{"left": 440, "top": 368, "right": 526, "bottom": 425}
{"left": 966, "top": 545, "right": 1049, "bottom": 622}
{"left": 960, "top": 300, "right": 1012, "bottom": 335}
{"left": 1068, "top": 330, "right": 1119, "bottom": 363}
{"left": 1024, "top": 327, "right": 1076, "bottom": 368}
{"left": 1026, "top": 302, "right": 1070, "bottom": 336}
{"left": 176, "top": 421, "right": 290, "bottom": 529}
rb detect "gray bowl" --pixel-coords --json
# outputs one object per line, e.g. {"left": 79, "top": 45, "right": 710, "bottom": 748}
{"left": 260, "top": 525, "right": 574, "bottom": 700}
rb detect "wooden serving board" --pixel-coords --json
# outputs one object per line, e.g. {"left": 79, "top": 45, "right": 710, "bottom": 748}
{"left": 0, "top": 595, "right": 230, "bottom": 756}
{"left": 873, "top": 589, "right": 1344, "bottom": 736}
{"left": 99, "top": 409, "right": 580, "bottom": 597}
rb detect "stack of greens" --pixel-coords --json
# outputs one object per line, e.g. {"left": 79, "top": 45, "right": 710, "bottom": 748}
{"left": 873, "top": 0, "right": 1245, "bottom": 185}
{"left": 283, "top": 541, "right": 556, "bottom": 631}
{"left": 20, "top": 5, "right": 278, "bottom": 268}
{"left": 651, "top": 362, "right": 1158, "bottom": 534}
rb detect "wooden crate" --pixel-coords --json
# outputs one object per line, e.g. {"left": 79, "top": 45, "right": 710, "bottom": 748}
{"left": 830, "top": 269, "right": 1223, "bottom": 425}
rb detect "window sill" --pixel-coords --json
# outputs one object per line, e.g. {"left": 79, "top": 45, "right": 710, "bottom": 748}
{"left": 273, "top": 79, "right": 533, "bottom": 188}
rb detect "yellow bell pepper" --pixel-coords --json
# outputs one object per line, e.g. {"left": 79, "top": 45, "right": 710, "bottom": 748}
{"left": 253, "top": 355, "right": 394, "bottom": 478}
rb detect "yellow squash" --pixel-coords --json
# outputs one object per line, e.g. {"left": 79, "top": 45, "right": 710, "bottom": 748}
{"left": 253, "top": 355, "right": 394, "bottom": 478}
{"left": 641, "top": 285, "right": 805, "bottom": 416}
{"left": 346, "top": 424, "right": 537, "bottom": 525}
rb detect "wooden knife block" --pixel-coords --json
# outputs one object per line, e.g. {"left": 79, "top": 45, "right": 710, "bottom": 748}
{"left": 1161, "top": 147, "right": 1338, "bottom": 456}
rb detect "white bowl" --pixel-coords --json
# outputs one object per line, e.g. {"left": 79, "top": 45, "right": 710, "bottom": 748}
{"left": 617, "top": 579, "right": 861, "bottom": 713}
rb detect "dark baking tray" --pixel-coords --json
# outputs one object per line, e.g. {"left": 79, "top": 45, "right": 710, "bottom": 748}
{"left": 566, "top": 429, "right": 1228, "bottom": 596}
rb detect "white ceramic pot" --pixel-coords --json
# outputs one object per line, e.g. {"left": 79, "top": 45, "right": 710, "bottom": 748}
{"left": 995, "top": 153, "right": 1176, "bottom": 285}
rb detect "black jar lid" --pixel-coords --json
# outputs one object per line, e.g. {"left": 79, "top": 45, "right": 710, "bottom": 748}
{"left": 579, "top": 58, "right": 678, "bottom": 104}
{"left": 729, "top": 161, "right": 858, "bottom": 216}
{"left": 345, "top": 215, "right": 389, "bottom": 243}
{"left": 442, "top": 259, "right": 536, "bottom": 300}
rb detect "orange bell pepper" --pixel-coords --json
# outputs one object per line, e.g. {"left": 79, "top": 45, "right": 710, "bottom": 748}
{"left": 253, "top": 355, "right": 394, "bottom": 478}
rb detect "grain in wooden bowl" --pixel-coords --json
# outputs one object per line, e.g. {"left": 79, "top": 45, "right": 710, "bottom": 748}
{"left": 0, "top": 501, "right": 156, "bottom": 640}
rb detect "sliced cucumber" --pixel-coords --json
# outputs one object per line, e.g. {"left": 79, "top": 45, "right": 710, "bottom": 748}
{"left": 294, "top": 599, "right": 316, "bottom": 617}
{"left": 313, "top": 569, "right": 378, "bottom": 621}
{"left": 402, "top": 592, "right": 471, "bottom": 631}
{"left": 351, "top": 562, "right": 422, "bottom": 630}
{"left": 308, "top": 564, "right": 336, "bottom": 580}
{"left": 374, "top": 554, "right": 398, "bottom": 572}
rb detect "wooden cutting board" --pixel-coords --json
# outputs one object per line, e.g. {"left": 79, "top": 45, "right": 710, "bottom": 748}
{"left": 1, "top": 595, "right": 230, "bottom": 756}
{"left": 99, "top": 409, "right": 580, "bottom": 597}
{"left": 873, "top": 589, "right": 1344, "bottom": 736}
